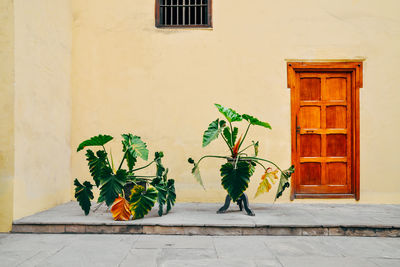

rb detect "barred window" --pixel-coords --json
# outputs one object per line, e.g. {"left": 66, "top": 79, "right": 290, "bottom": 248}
{"left": 155, "top": 0, "right": 212, "bottom": 28}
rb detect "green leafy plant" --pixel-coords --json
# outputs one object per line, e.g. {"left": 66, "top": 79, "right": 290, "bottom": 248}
{"left": 74, "top": 133, "right": 176, "bottom": 220}
{"left": 188, "top": 104, "right": 294, "bottom": 202}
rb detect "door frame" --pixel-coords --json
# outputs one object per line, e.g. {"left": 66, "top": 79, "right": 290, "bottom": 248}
{"left": 287, "top": 61, "right": 363, "bottom": 200}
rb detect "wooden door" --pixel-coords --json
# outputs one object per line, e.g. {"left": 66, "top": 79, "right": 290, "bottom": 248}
{"left": 287, "top": 62, "right": 362, "bottom": 199}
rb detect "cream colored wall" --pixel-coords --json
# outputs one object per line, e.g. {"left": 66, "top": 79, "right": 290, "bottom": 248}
{"left": 0, "top": 0, "right": 14, "bottom": 232}
{"left": 13, "top": 0, "right": 72, "bottom": 219}
{"left": 71, "top": 0, "right": 400, "bottom": 204}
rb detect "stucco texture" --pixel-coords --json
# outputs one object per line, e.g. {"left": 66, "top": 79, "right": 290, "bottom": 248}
{"left": 13, "top": 0, "right": 72, "bottom": 220}
{"left": 0, "top": 0, "right": 14, "bottom": 232}
{"left": 70, "top": 0, "right": 400, "bottom": 204}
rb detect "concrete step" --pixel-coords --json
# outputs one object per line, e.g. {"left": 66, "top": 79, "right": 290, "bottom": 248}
{"left": 12, "top": 202, "right": 400, "bottom": 237}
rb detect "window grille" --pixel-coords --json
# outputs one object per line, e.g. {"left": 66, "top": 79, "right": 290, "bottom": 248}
{"left": 156, "top": 0, "right": 212, "bottom": 28}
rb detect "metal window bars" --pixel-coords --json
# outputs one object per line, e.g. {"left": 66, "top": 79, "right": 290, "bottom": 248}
{"left": 158, "top": 0, "right": 210, "bottom": 27}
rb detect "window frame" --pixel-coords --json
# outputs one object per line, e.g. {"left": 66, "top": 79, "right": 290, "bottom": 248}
{"left": 155, "top": 0, "right": 212, "bottom": 28}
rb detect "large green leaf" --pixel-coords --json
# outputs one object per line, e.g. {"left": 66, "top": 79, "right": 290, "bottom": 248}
{"left": 85, "top": 149, "right": 109, "bottom": 187}
{"left": 125, "top": 149, "right": 137, "bottom": 172}
{"left": 77, "top": 134, "right": 113, "bottom": 152}
{"left": 129, "top": 185, "right": 158, "bottom": 220}
{"left": 202, "top": 119, "right": 222, "bottom": 147}
{"left": 275, "top": 165, "right": 295, "bottom": 200}
{"left": 166, "top": 179, "right": 176, "bottom": 214}
{"left": 151, "top": 177, "right": 167, "bottom": 216}
{"left": 98, "top": 169, "right": 127, "bottom": 206}
{"left": 220, "top": 161, "right": 252, "bottom": 202}
{"left": 122, "top": 134, "right": 149, "bottom": 162}
{"left": 151, "top": 177, "right": 176, "bottom": 216}
{"left": 223, "top": 127, "right": 238, "bottom": 147}
{"left": 191, "top": 163, "right": 205, "bottom": 189}
{"left": 215, "top": 104, "right": 242, "bottom": 123}
{"left": 154, "top": 152, "right": 166, "bottom": 179}
{"left": 242, "top": 114, "right": 272, "bottom": 129}
{"left": 74, "top": 179, "right": 94, "bottom": 215}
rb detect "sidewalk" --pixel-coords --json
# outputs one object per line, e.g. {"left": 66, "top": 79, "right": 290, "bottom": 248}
{"left": 12, "top": 202, "right": 400, "bottom": 237}
{"left": 1, "top": 234, "right": 400, "bottom": 267}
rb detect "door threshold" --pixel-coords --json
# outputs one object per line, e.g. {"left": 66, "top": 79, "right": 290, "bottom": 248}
{"left": 293, "top": 193, "right": 356, "bottom": 199}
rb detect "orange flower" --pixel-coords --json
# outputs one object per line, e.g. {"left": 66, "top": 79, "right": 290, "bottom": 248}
{"left": 232, "top": 135, "right": 242, "bottom": 157}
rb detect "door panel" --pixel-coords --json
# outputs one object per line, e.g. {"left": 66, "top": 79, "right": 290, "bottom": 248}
{"left": 300, "top": 78, "right": 321, "bottom": 100}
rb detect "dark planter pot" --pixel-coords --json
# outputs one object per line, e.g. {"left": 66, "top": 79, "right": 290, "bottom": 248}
{"left": 123, "top": 181, "right": 147, "bottom": 201}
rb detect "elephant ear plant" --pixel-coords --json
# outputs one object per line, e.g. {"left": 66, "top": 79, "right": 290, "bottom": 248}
{"left": 74, "top": 134, "right": 176, "bottom": 220}
{"left": 188, "top": 104, "right": 294, "bottom": 204}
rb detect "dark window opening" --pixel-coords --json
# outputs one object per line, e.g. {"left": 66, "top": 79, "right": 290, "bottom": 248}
{"left": 156, "top": 0, "right": 212, "bottom": 28}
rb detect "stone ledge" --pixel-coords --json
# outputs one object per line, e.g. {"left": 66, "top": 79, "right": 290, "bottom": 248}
{"left": 11, "top": 224, "right": 400, "bottom": 237}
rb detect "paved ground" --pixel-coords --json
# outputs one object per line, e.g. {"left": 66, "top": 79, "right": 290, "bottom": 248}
{"left": 0, "top": 234, "right": 399, "bottom": 267}
{"left": 14, "top": 201, "right": 400, "bottom": 228}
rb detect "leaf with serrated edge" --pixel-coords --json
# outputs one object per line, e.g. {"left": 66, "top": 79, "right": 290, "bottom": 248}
{"left": 223, "top": 127, "right": 238, "bottom": 147}
{"left": 166, "top": 179, "right": 176, "bottom": 214}
{"left": 254, "top": 169, "right": 278, "bottom": 198}
{"left": 98, "top": 169, "right": 127, "bottom": 206}
{"left": 275, "top": 165, "right": 295, "bottom": 201}
{"left": 202, "top": 119, "right": 222, "bottom": 147}
{"left": 220, "top": 161, "right": 252, "bottom": 202}
{"left": 242, "top": 114, "right": 272, "bottom": 129}
{"left": 191, "top": 163, "right": 205, "bottom": 189}
{"left": 129, "top": 185, "right": 157, "bottom": 220}
{"left": 74, "top": 179, "right": 94, "bottom": 215}
{"left": 110, "top": 197, "right": 131, "bottom": 221}
{"left": 122, "top": 134, "right": 148, "bottom": 161}
{"left": 215, "top": 104, "right": 242, "bottom": 123}
{"left": 85, "top": 149, "right": 109, "bottom": 187}
{"left": 77, "top": 134, "right": 113, "bottom": 152}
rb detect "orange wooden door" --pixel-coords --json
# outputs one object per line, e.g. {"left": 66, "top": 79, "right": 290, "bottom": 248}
{"left": 288, "top": 62, "right": 362, "bottom": 199}
{"left": 295, "top": 72, "right": 352, "bottom": 196}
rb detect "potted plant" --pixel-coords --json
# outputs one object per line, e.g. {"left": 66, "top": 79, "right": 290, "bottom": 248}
{"left": 188, "top": 104, "right": 294, "bottom": 216}
{"left": 74, "top": 133, "right": 176, "bottom": 221}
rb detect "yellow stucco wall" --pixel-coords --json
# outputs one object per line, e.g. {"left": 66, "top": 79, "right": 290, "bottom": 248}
{"left": 0, "top": 0, "right": 14, "bottom": 232}
{"left": 70, "top": 0, "right": 400, "bottom": 204}
{"left": 71, "top": 0, "right": 400, "bottom": 203}
{"left": 13, "top": 0, "right": 72, "bottom": 220}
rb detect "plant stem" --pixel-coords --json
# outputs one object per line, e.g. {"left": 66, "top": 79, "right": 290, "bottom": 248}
{"left": 237, "top": 143, "right": 255, "bottom": 155}
{"left": 229, "top": 122, "right": 234, "bottom": 146}
{"left": 117, "top": 150, "right": 128, "bottom": 171}
{"left": 220, "top": 133, "right": 234, "bottom": 154}
{"left": 252, "top": 160, "right": 267, "bottom": 171}
{"left": 238, "top": 123, "right": 251, "bottom": 150}
{"left": 132, "top": 160, "right": 156, "bottom": 172}
{"left": 241, "top": 156, "right": 284, "bottom": 173}
{"left": 196, "top": 155, "right": 230, "bottom": 166}
{"left": 102, "top": 145, "right": 112, "bottom": 167}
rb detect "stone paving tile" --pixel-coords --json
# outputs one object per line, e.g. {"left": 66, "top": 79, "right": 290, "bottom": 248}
{"left": 159, "top": 248, "right": 218, "bottom": 261}
{"left": 0, "top": 234, "right": 78, "bottom": 267}
{"left": 1, "top": 234, "right": 400, "bottom": 267}
{"left": 263, "top": 236, "right": 343, "bottom": 257}
{"left": 161, "top": 259, "right": 258, "bottom": 267}
{"left": 323, "top": 236, "right": 400, "bottom": 259}
{"left": 37, "top": 235, "right": 135, "bottom": 267}
{"left": 120, "top": 248, "right": 162, "bottom": 267}
{"left": 212, "top": 236, "right": 275, "bottom": 260}
{"left": 133, "top": 235, "right": 214, "bottom": 249}
{"left": 277, "top": 256, "right": 378, "bottom": 267}
{"left": 370, "top": 258, "right": 400, "bottom": 267}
